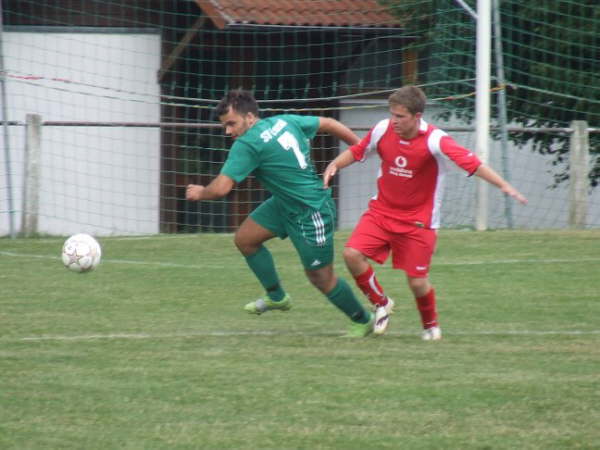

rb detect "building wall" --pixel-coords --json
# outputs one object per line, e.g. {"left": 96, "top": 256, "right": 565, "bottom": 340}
{"left": 1, "top": 30, "right": 161, "bottom": 236}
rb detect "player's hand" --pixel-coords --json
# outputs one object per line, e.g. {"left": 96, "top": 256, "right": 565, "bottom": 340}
{"left": 503, "top": 185, "right": 528, "bottom": 205}
{"left": 186, "top": 184, "right": 205, "bottom": 201}
{"left": 322, "top": 163, "right": 338, "bottom": 189}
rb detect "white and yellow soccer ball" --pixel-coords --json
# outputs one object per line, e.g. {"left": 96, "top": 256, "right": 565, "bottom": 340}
{"left": 61, "top": 233, "right": 102, "bottom": 273}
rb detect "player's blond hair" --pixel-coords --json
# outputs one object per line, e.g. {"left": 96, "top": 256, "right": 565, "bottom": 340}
{"left": 388, "top": 86, "right": 427, "bottom": 115}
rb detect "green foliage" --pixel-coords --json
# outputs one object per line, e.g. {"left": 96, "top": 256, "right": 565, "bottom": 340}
{"left": 1, "top": 231, "right": 600, "bottom": 448}
{"left": 502, "top": 0, "right": 600, "bottom": 186}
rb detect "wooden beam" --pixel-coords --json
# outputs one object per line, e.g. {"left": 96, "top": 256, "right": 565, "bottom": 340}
{"left": 158, "top": 16, "right": 206, "bottom": 81}
{"left": 195, "top": 0, "right": 227, "bottom": 29}
{"left": 402, "top": 49, "right": 418, "bottom": 84}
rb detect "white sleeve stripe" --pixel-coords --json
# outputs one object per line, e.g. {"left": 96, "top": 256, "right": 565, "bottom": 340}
{"left": 359, "top": 119, "right": 389, "bottom": 162}
{"left": 426, "top": 127, "right": 449, "bottom": 229}
{"left": 427, "top": 128, "right": 448, "bottom": 158}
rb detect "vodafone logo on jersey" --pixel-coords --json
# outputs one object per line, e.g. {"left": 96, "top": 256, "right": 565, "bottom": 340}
{"left": 389, "top": 155, "right": 413, "bottom": 178}
{"left": 395, "top": 156, "right": 407, "bottom": 167}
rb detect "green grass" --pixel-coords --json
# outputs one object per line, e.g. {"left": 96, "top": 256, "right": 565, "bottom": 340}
{"left": 1, "top": 230, "right": 599, "bottom": 449}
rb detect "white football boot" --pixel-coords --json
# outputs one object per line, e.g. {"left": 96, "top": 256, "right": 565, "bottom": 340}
{"left": 373, "top": 298, "right": 395, "bottom": 335}
{"left": 421, "top": 326, "right": 442, "bottom": 341}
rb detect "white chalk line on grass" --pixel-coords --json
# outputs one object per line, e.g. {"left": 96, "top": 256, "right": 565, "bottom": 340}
{"left": 0, "top": 251, "right": 213, "bottom": 269}
{"left": 2, "top": 250, "right": 600, "bottom": 270}
{"left": 13, "top": 329, "right": 600, "bottom": 342}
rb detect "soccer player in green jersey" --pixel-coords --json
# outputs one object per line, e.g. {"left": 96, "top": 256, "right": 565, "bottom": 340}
{"left": 186, "top": 89, "right": 374, "bottom": 337}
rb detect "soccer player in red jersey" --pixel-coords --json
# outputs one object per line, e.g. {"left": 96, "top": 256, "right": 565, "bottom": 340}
{"left": 323, "top": 86, "right": 527, "bottom": 340}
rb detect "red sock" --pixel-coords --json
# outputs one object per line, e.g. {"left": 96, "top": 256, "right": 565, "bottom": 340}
{"left": 415, "top": 288, "right": 438, "bottom": 329}
{"left": 354, "top": 265, "right": 388, "bottom": 307}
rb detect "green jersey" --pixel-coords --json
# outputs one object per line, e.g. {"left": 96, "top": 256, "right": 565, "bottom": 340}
{"left": 221, "top": 114, "right": 330, "bottom": 216}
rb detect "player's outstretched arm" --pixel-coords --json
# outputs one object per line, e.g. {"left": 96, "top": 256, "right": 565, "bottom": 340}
{"left": 186, "top": 175, "right": 235, "bottom": 201}
{"left": 323, "top": 149, "right": 356, "bottom": 188}
{"left": 474, "top": 165, "right": 528, "bottom": 205}
{"left": 318, "top": 117, "right": 360, "bottom": 146}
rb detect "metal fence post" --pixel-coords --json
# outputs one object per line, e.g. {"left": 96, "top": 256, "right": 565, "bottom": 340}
{"left": 22, "top": 114, "right": 42, "bottom": 236}
{"left": 568, "top": 120, "right": 589, "bottom": 228}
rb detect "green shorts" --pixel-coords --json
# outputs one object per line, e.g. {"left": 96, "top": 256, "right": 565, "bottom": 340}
{"left": 250, "top": 197, "right": 336, "bottom": 270}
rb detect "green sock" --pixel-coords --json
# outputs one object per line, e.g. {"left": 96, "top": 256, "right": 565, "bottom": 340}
{"left": 244, "top": 246, "right": 285, "bottom": 302}
{"left": 326, "top": 278, "right": 370, "bottom": 324}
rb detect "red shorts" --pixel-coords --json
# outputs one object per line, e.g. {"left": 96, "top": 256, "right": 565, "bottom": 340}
{"left": 346, "top": 210, "right": 437, "bottom": 277}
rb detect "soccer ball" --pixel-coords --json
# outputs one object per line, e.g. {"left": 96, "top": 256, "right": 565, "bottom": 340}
{"left": 62, "top": 233, "right": 102, "bottom": 273}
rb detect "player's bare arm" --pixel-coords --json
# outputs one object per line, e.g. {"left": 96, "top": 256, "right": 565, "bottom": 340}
{"left": 323, "top": 149, "right": 356, "bottom": 188}
{"left": 474, "top": 164, "right": 528, "bottom": 205}
{"left": 186, "top": 174, "right": 236, "bottom": 201}
{"left": 318, "top": 117, "right": 360, "bottom": 146}
{"left": 318, "top": 118, "right": 360, "bottom": 188}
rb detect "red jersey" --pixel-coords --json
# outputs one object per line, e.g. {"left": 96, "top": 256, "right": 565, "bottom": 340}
{"left": 349, "top": 118, "right": 481, "bottom": 229}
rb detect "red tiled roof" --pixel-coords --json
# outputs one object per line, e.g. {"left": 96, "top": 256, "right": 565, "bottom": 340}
{"left": 195, "top": 0, "right": 403, "bottom": 29}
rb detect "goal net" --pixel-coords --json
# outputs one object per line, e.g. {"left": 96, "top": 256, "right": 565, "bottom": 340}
{"left": 1, "top": 0, "right": 598, "bottom": 236}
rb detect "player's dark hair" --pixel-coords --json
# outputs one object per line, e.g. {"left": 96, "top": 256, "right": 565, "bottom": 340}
{"left": 388, "top": 86, "right": 427, "bottom": 115}
{"left": 215, "top": 89, "right": 259, "bottom": 118}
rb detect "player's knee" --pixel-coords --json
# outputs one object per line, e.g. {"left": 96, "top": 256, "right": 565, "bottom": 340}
{"left": 233, "top": 231, "right": 256, "bottom": 255}
{"left": 343, "top": 247, "right": 362, "bottom": 262}
{"left": 306, "top": 266, "right": 335, "bottom": 293}
{"left": 233, "top": 232, "right": 244, "bottom": 251}
{"left": 407, "top": 276, "right": 431, "bottom": 297}
{"left": 343, "top": 246, "right": 363, "bottom": 265}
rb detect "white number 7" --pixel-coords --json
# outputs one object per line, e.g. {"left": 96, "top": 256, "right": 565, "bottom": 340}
{"left": 277, "top": 131, "right": 308, "bottom": 169}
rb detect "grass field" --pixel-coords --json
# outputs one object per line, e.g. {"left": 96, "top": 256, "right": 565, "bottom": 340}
{"left": 1, "top": 230, "right": 599, "bottom": 449}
